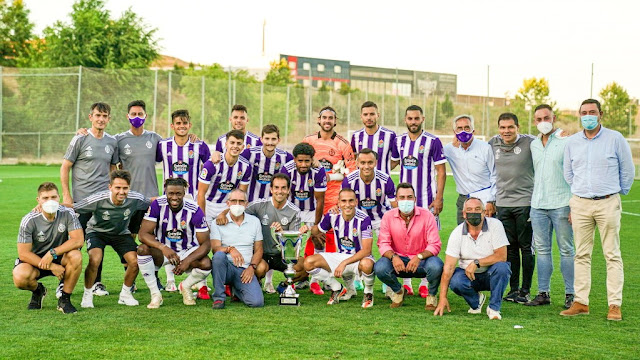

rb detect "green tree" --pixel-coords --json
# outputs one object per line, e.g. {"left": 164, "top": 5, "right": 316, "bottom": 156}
{"left": 264, "top": 58, "right": 293, "bottom": 86}
{"left": 28, "top": 0, "right": 159, "bottom": 68}
{"left": 441, "top": 93, "right": 454, "bottom": 119}
{"left": 600, "top": 82, "right": 637, "bottom": 136}
{"left": 0, "top": 0, "right": 35, "bottom": 66}
{"left": 509, "top": 77, "right": 556, "bottom": 134}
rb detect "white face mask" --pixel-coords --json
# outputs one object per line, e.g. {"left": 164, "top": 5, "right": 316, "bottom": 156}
{"left": 397, "top": 200, "right": 415, "bottom": 214}
{"left": 229, "top": 204, "right": 245, "bottom": 217}
{"left": 42, "top": 200, "right": 59, "bottom": 214}
{"left": 536, "top": 121, "right": 553, "bottom": 135}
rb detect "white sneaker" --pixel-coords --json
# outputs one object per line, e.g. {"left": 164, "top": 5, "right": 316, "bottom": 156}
{"left": 118, "top": 290, "right": 139, "bottom": 306}
{"left": 55, "top": 283, "right": 64, "bottom": 299}
{"left": 164, "top": 281, "right": 177, "bottom": 292}
{"left": 81, "top": 291, "right": 94, "bottom": 308}
{"left": 487, "top": 306, "right": 502, "bottom": 320}
{"left": 264, "top": 282, "right": 276, "bottom": 294}
{"left": 384, "top": 286, "right": 395, "bottom": 299}
{"left": 147, "top": 293, "right": 163, "bottom": 309}
{"left": 339, "top": 287, "right": 357, "bottom": 301}
{"left": 468, "top": 293, "right": 486, "bottom": 314}
{"left": 92, "top": 282, "right": 109, "bottom": 296}
{"left": 179, "top": 282, "right": 196, "bottom": 306}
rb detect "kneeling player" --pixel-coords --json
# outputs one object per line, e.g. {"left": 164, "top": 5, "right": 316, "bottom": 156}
{"left": 303, "top": 188, "right": 375, "bottom": 307}
{"left": 137, "top": 178, "right": 211, "bottom": 308}
{"left": 13, "top": 182, "right": 84, "bottom": 313}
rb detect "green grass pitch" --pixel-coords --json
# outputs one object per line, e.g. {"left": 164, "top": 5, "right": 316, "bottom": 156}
{"left": 0, "top": 165, "right": 638, "bottom": 359}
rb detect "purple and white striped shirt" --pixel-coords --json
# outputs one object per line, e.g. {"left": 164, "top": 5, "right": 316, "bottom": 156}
{"left": 318, "top": 209, "right": 372, "bottom": 255}
{"left": 279, "top": 161, "right": 327, "bottom": 212}
{"left": 342, "top": 170, "right": 396, "bottom": 222}
{"left": 143, "top": 196, "right": 209, "bottom": 252}
{"left": 391, "top": 131, "right": 447, "bottom": 207}
{"left": 241, "top": 146, "right": 294, "bottom": 202}
{"left": 350, "top": 126, "right": 398, "bottom": 174}
{"left": 198, "top": 156, "right": 252, "bottom": 203}
{"left": 156, "top": 137, "right": 211, "bottom": 198}
{"left": 215, "top": 131, "right": 262, "bottom": 153}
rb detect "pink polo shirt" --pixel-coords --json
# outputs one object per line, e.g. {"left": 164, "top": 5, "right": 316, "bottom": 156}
{"left": 377, "top": 207, "right": 441, "bottom": 258}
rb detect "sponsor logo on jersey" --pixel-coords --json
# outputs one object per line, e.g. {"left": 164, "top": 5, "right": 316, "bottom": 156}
{"left": 402, "top": 155, "right": 418, "bottom": 170}
{"left": 172, "top": 161, "right": 189, "bottom": 175}
{"left": 257, "top": 172, "right": 273, "bottom": 185}
{"left": 124, "top": 144, "right": 132, "bottom": 155}
{"left": 36, "top": 231, "right": 46, "bottom": 242}
{"left": 319, "top": 159, "right": 333, "bottom": 171}
{"left": 261, "top": 214, "right": 269, "bottom": 226}
{"left": 294, "top": 190, "right": 310, "bottom": 201}
{"left": 85, "top": 146, "right": 93, "bottom": 157}
{"left": 218, "top": 181, "right": 235, "bottom": 194}
{"left": 57, "top": 223, "right": 66, "bottom": 233}
{"left": 340, "top": 236, "right": 355, "bottom": 253}
{"left": 361, "top": 198, "right": 378, "bottom": 210}
{"left": 166, "top": 228, "right": 183, "bottom": 242}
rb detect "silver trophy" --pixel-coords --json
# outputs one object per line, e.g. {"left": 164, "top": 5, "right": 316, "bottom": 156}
{"left": 272, "top": 229, "right": 305, "bottom": 306}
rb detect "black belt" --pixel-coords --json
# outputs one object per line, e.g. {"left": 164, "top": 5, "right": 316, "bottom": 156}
{"left": 579, "top": 193, "right": 616, "bottom": 200}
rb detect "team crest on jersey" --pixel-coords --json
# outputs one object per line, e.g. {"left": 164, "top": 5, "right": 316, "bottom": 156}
{"left": 418, "top": 145, "right": 425, "bottom": 153}
{"left": 57, "top": 223, "right": 66, "bottom": 233}
{"left": 188, "top": 150, "right": 194, "bottom": 158}
{"left": 124, "top": 144, "right": 132, "bottom": 155}
{"left": 105, "top": 145, "right": 113, "bottom": 154}
{"left": 200, "top": 168, "right": 208, "bottom": 178}
{"left": 246, "top": 144, "right": 252, "bottom": 149}
{"left": 329, "top": 149, "right": 336, "bottom": 156}
{"left": 180, "top": 220, "right": 187, "bottom": 229}
{"left": 378, "top": 140, "right": 384, "bottom": 148}
{"left": 275, "top": 162, "right": 281, "bottom": 170}
{"left": 307, "top": 178, "right": 314, "bottom": 186}
{"left": 237, "top": 170, "right": 243, "bottom": 178}
{"left": 36, "top": 231, "right": 46, "bottom": 242}
{"left": 281, "top": 217, "right": 289, "bottom": 226}
{"left": 124, "top": 209, "right": 131, "bottom": 217}
{"left": 352, "top": 228, "right": 358, "bottom": 236}
{"left": 146, "top": 141, "right": 152, "bottom": 149}
{"left": 376, "top": 188, "right": 382, "bottom": 197}
{"left": 514, "top": 146, "right": 521, "bottom": 155}
{"left": 102, "top": 211, "right": 110, "bottom": 221}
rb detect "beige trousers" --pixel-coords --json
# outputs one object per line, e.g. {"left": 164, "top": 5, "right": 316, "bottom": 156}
{"left": 569, "top": 194, "right": 623, "bottom": 306}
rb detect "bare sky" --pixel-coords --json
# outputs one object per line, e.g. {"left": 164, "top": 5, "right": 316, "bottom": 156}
{"left": 24, "top": 0, "right": 640, "bottom": 109}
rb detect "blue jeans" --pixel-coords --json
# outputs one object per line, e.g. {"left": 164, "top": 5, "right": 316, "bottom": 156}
{"left": 212, "top": 251, "right": 264, "bottom": 307}
{"left": 530, "top": 206, "right": 575, "bottom": 294}
{"left": 449, "top": 262, "right": 511, "bottom": 311}
{"left": 374, "top": 255, "right": 443, "bottom": 295}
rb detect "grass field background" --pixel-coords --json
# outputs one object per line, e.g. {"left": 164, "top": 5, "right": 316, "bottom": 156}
{"left": 0, "top": 165, "right": 638, "bottom": 359}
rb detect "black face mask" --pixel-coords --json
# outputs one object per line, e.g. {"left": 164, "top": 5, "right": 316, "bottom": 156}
{"left": 466, "top": 212, "right": 483, "bottom": 227}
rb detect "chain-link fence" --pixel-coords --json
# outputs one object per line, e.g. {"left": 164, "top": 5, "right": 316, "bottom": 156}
{"left": 1, "top": 66, "right": 639, "bottom": 178}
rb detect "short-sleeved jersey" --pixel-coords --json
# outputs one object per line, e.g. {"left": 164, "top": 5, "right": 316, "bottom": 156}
{"left": 279, "top": 161, "right": 327, "bottom": 212}
{"left": 64, "top": 131, "right": 119, "bottom": 202}
{"left": 241, "top": 146, "right": 294, "bottom": 202}
{"left": 116, "top": 130, "right": 163, "bottom": 198}
{"left": 392, "top": 131, "right": 447, "bottom": 207}
{"left": 246, "top": 197, "right": 301, "bottom": 256}
{"left": 156, "top": 137, "right": 211, "bottom": 198}
{"left": 350, "top": 126, "right": 398, "bottom": 174}
{"left": 18, "top": 206, "right": 81, "bottom": 257}
{"left": 342, "top": 170, "right": 396, "bottom": 222}
{"left": 75, "top": 190, "right": 151, "bottom": 235}
{"left": 198, "top": 156, "right": 252, "bottom": 203}
{"left": 143, "top": 196, "right": 209, "bottom": 252}
{"left": 318, "top": 209, "right": 372, "bottom": 255}
{"left": 215, "top": 131, "right": 262, "bottom": 153}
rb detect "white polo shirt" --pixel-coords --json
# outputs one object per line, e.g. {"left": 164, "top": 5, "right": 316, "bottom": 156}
{"left": 210, "top": 213, "right": 263, "bottom": 268}
{"left": 445, "top": 217, "right": 509, "bottom": 273}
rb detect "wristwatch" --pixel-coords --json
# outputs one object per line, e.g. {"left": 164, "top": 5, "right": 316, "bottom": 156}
{"left": 250, "top": 263, "right": 257, "bottom": 270}
{"left": 49, "top": 248, "right": 58, "bottom": 260}
{"left": 417, "top": 253, "right": 424, "bottom": 260}
{"left": 474, "top": 259, "right": 481, "bottom": 268}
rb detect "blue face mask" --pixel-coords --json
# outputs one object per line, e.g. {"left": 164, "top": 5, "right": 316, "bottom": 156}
{"left": 397, "top": 200, "right": 415, "bottom": 214}
{"left": 581, "top": 115, "right": 599, "bottom": 130}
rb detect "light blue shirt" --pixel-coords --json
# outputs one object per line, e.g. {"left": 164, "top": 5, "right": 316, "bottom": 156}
{"left": 531, "top": 129, "right": 572, "bottom": 209}
{"left": 564, "top": 126, "right": 634, "bottom": 198}
{"left": 211, "top": 213, "right": 263, "bottom": 268}
{"left": 443, "top": 138, "right": 496, "bottom": 203}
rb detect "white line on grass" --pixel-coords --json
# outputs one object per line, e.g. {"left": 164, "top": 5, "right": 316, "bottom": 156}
{"left": 622, "top": 211, "right": 640, "bottom": 217}
{"left": 621, "top": 200, "right": 640, "bottom": 203}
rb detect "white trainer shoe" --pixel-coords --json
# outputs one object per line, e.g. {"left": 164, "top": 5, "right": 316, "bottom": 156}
{"left": 339, "top": 287, "right": 357, "bottom": 301}
{"left": 92, "top": 282, "right": 109, "bottom": 296}
{"left": 179, "top": 282, "right": 196, "bottom": 306}
{"left": 264, "top": 282, "right": 276, "bottom": 294}
{"left": 147, "top": 293, "right": 163, "bottom": 309}
{"left": 164, "top": 281, "right": 177, "bottom": 292}
{"left": 468, "top": 293, "right": 486, "bottom": 314}
{"left": 118, "top": 290, "right": 139, "bottom": 306}
{"left": 81, "top": 291, "right": 94, "bottom": 308}
{"left": 55, "top": 283, "right": 64, "bottom": 299}
{"left": 487, "top": 306, "right": 502, "bottom": 320}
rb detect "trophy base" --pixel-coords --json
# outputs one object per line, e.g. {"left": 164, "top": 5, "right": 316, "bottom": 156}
{"left": 279, "top": 294, "right": 300, "bottom": 306}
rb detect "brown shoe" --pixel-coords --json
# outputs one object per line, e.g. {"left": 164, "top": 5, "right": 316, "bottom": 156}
{"left": 607, "top": 305, "right": 622, "bottom": 321}
{"left": 389, "top": 288, "right": 407, "bottom": 308}
{"left": 559, "top": 301, "right": 589, "bottom": 316}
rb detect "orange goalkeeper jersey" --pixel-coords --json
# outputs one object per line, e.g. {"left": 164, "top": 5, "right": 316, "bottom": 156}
{"left": 303, "top": 131, "right": 356, "bottom": 211}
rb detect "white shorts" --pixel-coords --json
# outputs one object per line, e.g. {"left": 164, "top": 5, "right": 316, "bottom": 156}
{"left": 300, "top": 210, "right": 315, "bottom": 226}
{"left": 319, "top": 252, "right": 374, "bottom": 276}
{"left": 206, "top": 202, "right": 228, "bottom": 228}
{"left": 162, "top": 245, "right": 199, "bottom": 267}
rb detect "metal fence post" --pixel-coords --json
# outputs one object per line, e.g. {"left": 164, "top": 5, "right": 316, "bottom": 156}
{"left": 285, "top": 85, "right": 290, "bottom": 146}
{"left": 0, "top": 66, "right": 3, "bottom": 162}
{"left": 259, "top": 82, "right": 264, "bottom": 131}
{"left": 167, "top": 71, "right": 172, "bottom": 137}
{"left": 381, "top": 91, "right": 385, "bottom": 126}
{"left": 75, "top": 66, "right": 82, "bottom": 130}
{"left": 347, "top": 92, "right": 351, "bottom": 131}
{"left": 37, "top": 132, "right": 41, "bottom": 159}
{"left": 201, "top": 76, "right": 205, "bottom": 140}
{"left": 432, "top": 95, "right": 437, "bottom": 133}
{"left": 152, "top": 69, "right": 158, "bottom": 134}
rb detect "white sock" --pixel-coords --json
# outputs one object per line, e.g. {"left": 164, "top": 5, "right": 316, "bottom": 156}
{"left": 121, "top": 284, "right": 132, "bottom": 294}
{"left": 138, "top": 255, "right": 160, "bottom": 296}
{"left": 84, "top": 287, "right": 92, "bottom": 296}
{"left": 165, "top": 265, "right": 176, "bottom": 283}
{"left": 420, "top": 278, "right": 429, "bottom": 287}
{"left": 183, "top": 268, "right": 211, "bottom": 290}
{"left": 265, "top": 269, "right": 274, "bottom": 284}
{"left": 363, "top": 272, "right": 375, "bottom": 294}
{"left": 343, "top": 274, "right": 355, "bottom": 291}
{"left": 403, "top": 278, "right": 412, "bottom": 287}
{"left": 309, "top": 268, "right": 330, "bottom": 282}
